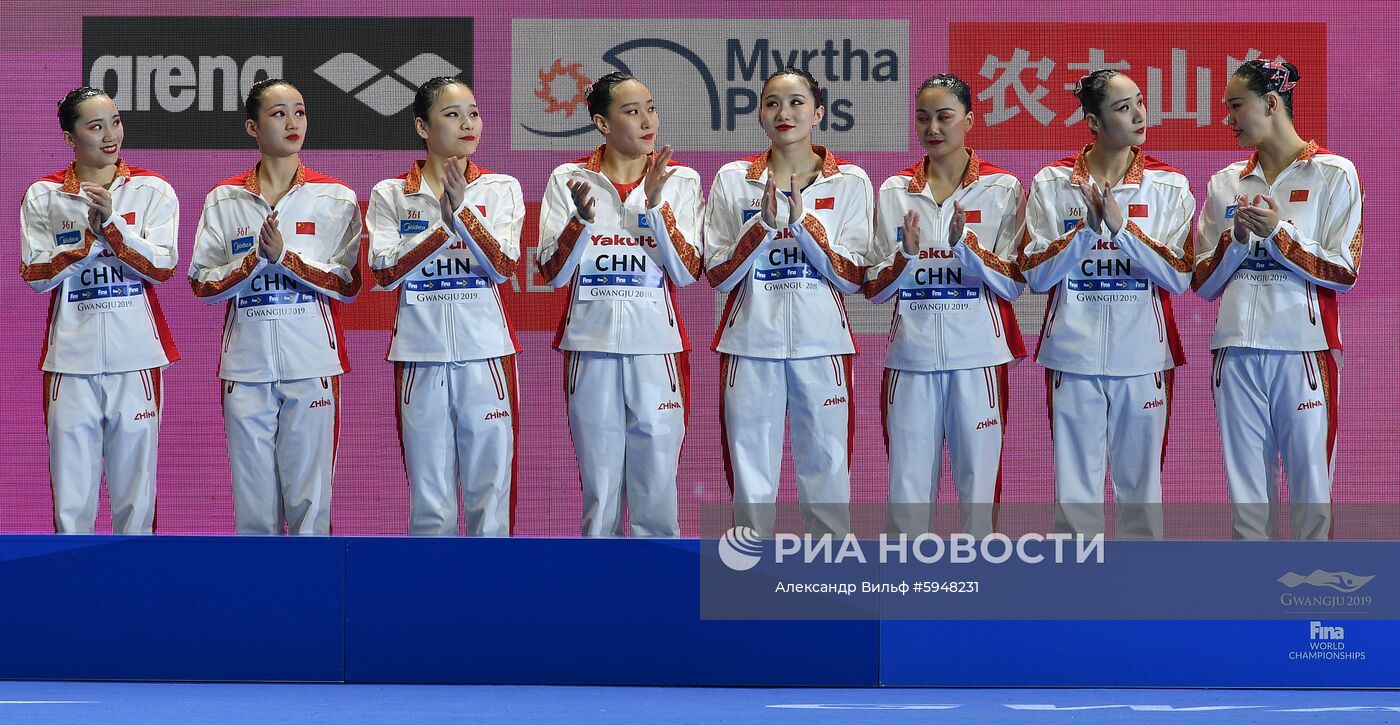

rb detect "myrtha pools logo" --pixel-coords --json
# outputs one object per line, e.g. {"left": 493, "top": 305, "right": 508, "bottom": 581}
{"left": 510, "top": 19, "right": 907, "bottom": 151}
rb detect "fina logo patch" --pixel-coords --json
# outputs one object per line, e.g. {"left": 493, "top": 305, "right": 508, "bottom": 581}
{"left": 1063, "top": 218, "right": 1078, "bottom": 233}
{"left": 231, "top": 236, "right": 255, "bottom": 254}
{"left": 743, "top": 209, "right": 760, "bottom": 223}
{"left": 1225, "top": 204, "right": 1238, "bottom": 219}
{"left": 638, "top": 213, "right": 651, "bottom": 228}
{"left": 400, "top": 219, "right": 430, "bottom": 235}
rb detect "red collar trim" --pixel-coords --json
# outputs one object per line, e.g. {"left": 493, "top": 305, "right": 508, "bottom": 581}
{"left": 61, "top": 158, "right": 131, "bottom": 194}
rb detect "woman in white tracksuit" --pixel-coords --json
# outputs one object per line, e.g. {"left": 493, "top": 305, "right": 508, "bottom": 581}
{"left": 536, "top": 72, "right": 704, "bottom": 537}
{"left": 21, "top": 86, "right": 180, "bottom": 533}
{"left": 704, "top": 66, "right": 873, "bottom": 538}
{"left": 1194, "top": 59, "right": 1361, "bottom": 540}
{"left": 864, "top": 75, "right": 1027, "bottom": 538}
{"left": 189, "top": 79, "right": 362, "bottom": 535}
{"left": 1021, "top": 70, "right": 1195, "bottom": 539}
{"left": 368, "top": 77, "right": 525, "bottom": 536}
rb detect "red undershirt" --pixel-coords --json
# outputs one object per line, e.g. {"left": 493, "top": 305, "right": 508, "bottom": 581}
{"left": 611, "top": 176, "right": 643, "bottom": 200}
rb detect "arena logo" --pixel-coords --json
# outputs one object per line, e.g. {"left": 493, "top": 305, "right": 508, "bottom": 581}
{"left": 510, "top": 20, "right": 908, "bottom": 151}
{"left": 948, "top": 22, "right": 1326, "bottom": 150}
{"left": 81, "top": 17, "right": 472, "bottom": 149}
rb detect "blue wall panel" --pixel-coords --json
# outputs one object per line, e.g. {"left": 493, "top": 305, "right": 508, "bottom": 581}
{"left": 0, "top": 536, "right": 1393, "bottom": 687}
{"left": 879, "top": 620, "right": 1399, "bottom": 687}
{"left": 0, "top": 536, "right": 345, "bottom": 681}
{"left": 344, "top": 538, "right": 879, "bottom": 685}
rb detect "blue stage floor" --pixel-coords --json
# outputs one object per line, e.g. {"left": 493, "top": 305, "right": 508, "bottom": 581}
{"left": 0, "top": 682, "right": 1396, "bottom": 724}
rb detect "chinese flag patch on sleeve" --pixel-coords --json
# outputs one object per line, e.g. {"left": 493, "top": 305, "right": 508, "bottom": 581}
{"left": 121, "top": 211, "right": 136, "bottom": 225}
{"left": 1128, "top": 204, "right": 1149, "bottom": 218}
{"left": 964, "top": 209, "right": 982, "bottom": 223}
{"left": 814, "top": 197, "right": 835, "bottom": 210}
{"left": 1290, "top": 189, "right": 1310, "bottom": 203}
{"left": 296, "top": 221, "right": 316, "bottom": 235}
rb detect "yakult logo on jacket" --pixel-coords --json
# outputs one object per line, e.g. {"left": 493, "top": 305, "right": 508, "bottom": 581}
{"left": 82, "top": 17, "right": 473, "bottom": 149}
{"left": 511, "top": 19, "right": 907, "bottom": 151}
{"left": 592, "top": 234, "right": 657, "bottom": 248}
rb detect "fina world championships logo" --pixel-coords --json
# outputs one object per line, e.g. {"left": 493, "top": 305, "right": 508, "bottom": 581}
{"left": 510, "top": 20, "right": 908, "bottom": 151}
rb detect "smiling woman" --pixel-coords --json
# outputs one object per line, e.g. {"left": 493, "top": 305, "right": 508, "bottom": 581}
{"left": 18, "top": 86, "right": 182, "bottom": 534}
{"left": 187, "top": 78, "right": 363, "bottom": 536}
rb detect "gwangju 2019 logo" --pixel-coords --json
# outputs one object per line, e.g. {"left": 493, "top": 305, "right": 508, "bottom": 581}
{"left": 1279, "top": 570, "right": 1374, "bottom": 593}
{"left": 510, "top": 20, "right": 908, "bottom": 151}
{"left": 1278, "top": 569, "right": 1375, "bottom": 614}
{"left": 82, "top": 17, "right": 472, "bottom": 149}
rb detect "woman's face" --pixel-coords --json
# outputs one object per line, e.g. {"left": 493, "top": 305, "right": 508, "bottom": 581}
{"left": 66, "top": 95, "right": 123, "bottom": 168}
{"left": 914, "top": 86, "right": 972, "bottom": 159}
{"left": 759, "top": 73, "right": 824, "bottom": 145}
{"left": 595, "top": 79, "right": 657, "bottom": 158}
{"left": 1222, "top": 74, "right": 1273, "bottom": 149}
{"left": 1088, "top": 74, "right": 1147, "bottom": 149}
{"left": 417, "top": 83, "right": 481, "bottom": 158}
{"left": 245, "top": 84, "right": 306, "bottom": 157}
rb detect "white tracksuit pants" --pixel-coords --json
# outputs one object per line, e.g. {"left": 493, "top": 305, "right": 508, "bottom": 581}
{"left": 1213, "top": 347, "right": 1338, "bottom": 540}
{"left": 43, "top": 369, "right": 163, "bottom": 534}
{"left": 721, "top": 354, "right": 853, "bottom": 538}
{"left": 565, "top": 351, "right": 687, "bottom": 537}
{"left": 883, "top": 365, "right": 1009, "bottom": 538}
{"left": 396, "top": 358, "right": 517, "bottom": 536}
{"left": 222, "top": 376, "right": 340, "bottom": 535}
{"left": 1048, "top": 369, "right": 1173, "bottom": 539}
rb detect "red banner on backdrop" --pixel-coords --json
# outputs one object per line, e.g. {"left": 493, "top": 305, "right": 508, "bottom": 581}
{"left": 343, "top": 201, "right": 568, "bottom": 333}
{"left": 949, "top": 23, "right": 1326, "bottom": 150}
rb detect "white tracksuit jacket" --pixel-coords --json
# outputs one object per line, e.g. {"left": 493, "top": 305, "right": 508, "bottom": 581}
{"left": 22, "top": 160, "right": 180, "bottom": 373}
{"left": 189, "top": 164, "right": 362, "bottom": 382}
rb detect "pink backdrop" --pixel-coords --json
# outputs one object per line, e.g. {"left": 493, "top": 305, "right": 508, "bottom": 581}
{"left": 3, "top": 1, "right": 1396, "bottom": 536}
